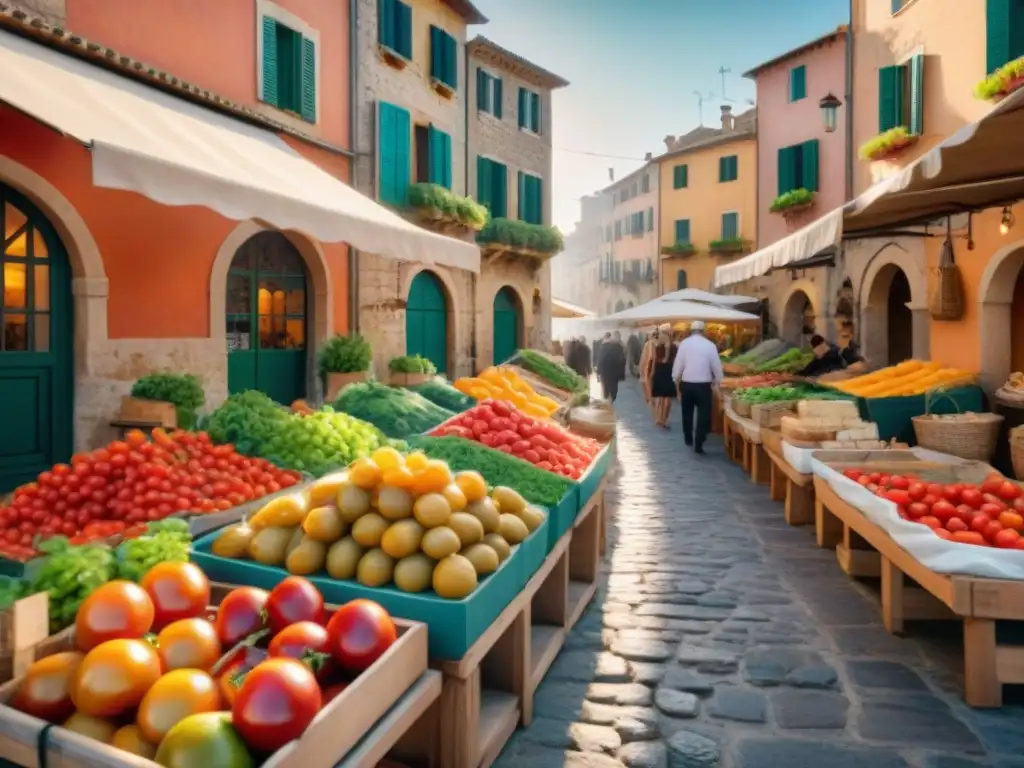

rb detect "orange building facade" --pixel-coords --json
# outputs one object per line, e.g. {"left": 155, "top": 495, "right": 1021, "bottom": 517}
{"left": 0, "top": 0, "right": 354, "bottom": 491}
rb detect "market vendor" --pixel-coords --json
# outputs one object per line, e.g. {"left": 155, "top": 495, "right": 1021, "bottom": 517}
{"left": 799, "top": 335, "right": 846, "bottom": 377}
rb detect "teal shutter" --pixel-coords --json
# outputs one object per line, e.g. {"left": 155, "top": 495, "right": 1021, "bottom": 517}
{"left": 427, "top": 125, "right": 441, "bottom": 186}
{"left": 517, "top": 171, "right": 527, "bottom": 220}
{"left": 300, "top": 37, "right": 316, "bottom": 122}
{"left": 492, "top": 163, "right": 508, "bottom": 218}
{"left": 721, "top": 212, "right": 738, "bottom": 240}
{"left": 878, "top": 65, "right": 905, "bottom": 132}
{"left": 445, "top": 34, "right": 458, "bottom": 89}
{"left": 677, "top": 270, "right": 688, "bottom": 289}
{"left": 518, "top": 88, "right": 527, "bottom": 128}
{"left": 801, "top": 139, "right": 819, "bottom": 192}
{"left": 441, "top": 132, "right": 452, "bottom": 189}
{"left": 673, "top": 165, "right": 687, "bottom": 189}
{"left": 777, "top": 146, "right": 794, "bottom": 195}
{"left": 476, "top": 69, "right": 488, "bottom": 111}
{"left": 987, "top": 0, "right": 1011, "bottom": 73}
{"left": 530, "top": 92, "right": 541, "bottom": 132}
{"left": 261, "top": 16, "right": 278, "bottom": 106}
{"left": 396, "top": 1, "right": 412, "bottom": 57}
{"left": 718, "top": 157, "right": 727, "bottom": 182}
{"left": 378, "top": 0, "right": 394, "bottom": 47}
{"left": 532, "top": 177, "right": 543, "bottom": 224}
{"left": 789, "top": 65, "right": 807, "bottom": 101}
{"left": 430, "top": 26, "right": 443, "bottom": 81}
{"left": 647, "top": 207, "right": 654, "bottom": 232}
{"left": 477, "top": 156, "right": 492, "bottom": 208}
{"left": 909, "top": 54, "right": 924, "bottom": 135}
{"left": 493, "top": 78, "right": 503, "bottom": 118}
{"left": 378, "top": 102, "right": 410, "bottom": 206}
{"left": 674, "top": 219, "right": 690, "bottom": 243}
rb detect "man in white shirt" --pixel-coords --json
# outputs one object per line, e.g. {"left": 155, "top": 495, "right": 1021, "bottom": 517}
{"left": 671, "top": 320, "right": 723, "bottom": 454}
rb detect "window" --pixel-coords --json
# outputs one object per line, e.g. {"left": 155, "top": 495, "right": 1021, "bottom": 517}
{"left": 518, "top": 88, "right": 541, "bottom": 133}
{"left": 378, "top": 101, "right": 411, "bottom": 207}
{"left": 630, "top": 182, "right": 638, "bottom": 197}
{"left": 430, "top": 26, "right": 458, "bottom": 90}
{"left": 378, "top": 0, "right": 412, "bottom": 59}
{"left": 878, "top": 55, "right": 924, "bottom": 134}
{"left": 721, "top": 212, "right": 739, "bottom": 240}
{"left": 718, "top": 155, "right": 738, "bottom": 183}
{"left": 986, "top": 0, "right": 1024, "bottom": 73}
{"left": 789, "top": 65, "right": 807, "bottom": 102}
{"left": 476, "top": 157, "right": 508, "bottom": 218}
{"left": 260, "top": 16, "right": 317, "bottom": 122}
{"left": 476, "top": 68, "right": 503, "bottom": 117}
{"left": 641, "top": 174, "right": 650, "bottom": 193}
{"left": 605, "top": 224, "right": 612, "bottom": 241}
{"left": 674, "top": 219, "right": 691, "bottom": 244}
{"left": 891, "top": 0, "right": 907, "bottom": 13}
{"left": 623, "top": 216, "right": 631, "bottom": 236}
{"left": 647, "top": 207, "right": 654, "bottom": 232}
{"left": 630, "top": 211, "right": 644, "bottom": 236}
{"left": 673, "top": 164, "right": 688, "bottom": 189}
{"left": 614, "top": 221, "right": 622, "bottom": 240}
{"left": 428, "top": 126, "right": 452, "bottom": 189}
{"left": 677, "top": 270, "right": 688, "bottom": 289}
{"left": 777, "top": 139, "right": 819, "bottom": 195}
{"left": 518, "top": 172, "right": 543, "bottom": 224}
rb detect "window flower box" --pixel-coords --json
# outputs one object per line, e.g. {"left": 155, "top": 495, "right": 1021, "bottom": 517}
{"left": 660, "top": 242, "right": 696, "bottom": 257}
{"left": 975, "top": 56, "right": 1024, "bottom": 102}
{"left": 769, "top": 188, "right": 816, "bottom": 218}
{"left": 477, "top": 217, "right": 564, "bottom": 263}
{"left": 708, "top": 238, "right": 751, "bottom": 255}
{"left": 378, "top": 44, "right": 409, "bottom": 71}
{"left": 406, "top": 183, "right": 487, "bottom": 238}
{"left": 432, "top": 79, "right": 456, "bottom": 100}
{"left": 858, "top": 126, "right": 919, "bottom": 162}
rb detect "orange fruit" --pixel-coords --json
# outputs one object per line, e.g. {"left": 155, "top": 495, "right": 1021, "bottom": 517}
{"left": 382, "top": 465, "right": 415, "bottom": 489}
{"left": 442, "top": 483, "right": 468, "bottom": 511}
{"left": 405, "top": 452, "right": 429, "bottom": 472}
{"left": 350, "top": 459, "right": 383, "bottom": 490}
{"left": 371, "top": 447, "right": 404, "bottom": 471}
{"left": 454, "top": 471, "right": 488, "bottom": 503}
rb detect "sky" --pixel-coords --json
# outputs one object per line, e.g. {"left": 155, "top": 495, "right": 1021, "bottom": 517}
{"left": 470, "top": 0, "right": 850, "bottom": 233}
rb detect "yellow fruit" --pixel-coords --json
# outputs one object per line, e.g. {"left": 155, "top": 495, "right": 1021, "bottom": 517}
{"left": 285, "top": 526, "right": 305, "bottom": 557}
{"left": 413, "top": 493, "right": 452, "bottom": 528}
{"left": 381, "top": 519, "right": 425, "bottom": 559}
{"left": 351, "top": 513, "right": 389, "bottom": 548}
{"left": 442, "top": 483, "right": 468, "bottom": 511}
{"left": 63, "top": 713, "right": 117, "bottom": 744}
{"left": 393, "top": 554, "right": 434, "bottom": 593}
{"left": 211, "top": 523, "right": 255, "bottom": 559}
{"left": 249, "top": 493, "right": 309, "bottom": 531}
{"left": 371, "top": 446, "right": 404, "bottom": 471}
{"left": 405, "top": 451, "right": 429, "bottom": 471}
{"left": 498, "top": 514, "right": 529, "bottom": 544}
{"left": 483, "top": 533, "right": 512, "bottom": 562}
{"left": 349, "top": 458, "right": 383, "bottom": 489}
{"left": 111, "top": 724, "right": 156, "bottom": 758}
{"left": 522, "top": 403, "right": 549, "bottom": 420}
{"left": 247, "top": 527, "right": 293, "bottom": 565}
{"left": 465, "top": 497, "right": 501, "bottom": 533}
{"left": 326, "top": 537, "right": 364, "bottom": 580}
{"left": 520, "top": 505, "right": 547, "bottom": 532}
{"left": 382, "top": 465, "right": 416, "bottom": 489}
{"left": 412, "top": 460, "right": 453, "bottom": 495}
{"left": 454, "top": 471, "right": 488, "bottom": 503}
{"left": 469, "top": 386, "right": 491, "bottom": 400}
{"left": 337, "top": 483, "right": 372, "bottom": 522}
{"left": 461, "top": 543, "right": 499, "bottom": 575}
{"left": 491, "top": 487, "right": 527, "bottom": 516}
{"left": 302, "top": 505, "right": 346, "bottom": 542}
{"left": 357, "top": 549, "right": 395, "bottom": 587}
{"left": 432, "top": 555, "right": 478, "bottom": 599}
{"left": 378, "top": 486, "right": 415, "bottom": 520}
{"left": 286, "top": 536, "right": 327, "bottom": 575}
{"left": 307, "top": 472, "right": 349, "bottom": 508}
{"left": 421, "top": 526, "right": 462, "bottom": 559}
{"left": 448, "top": 512, "right": 484, "bottom": 546}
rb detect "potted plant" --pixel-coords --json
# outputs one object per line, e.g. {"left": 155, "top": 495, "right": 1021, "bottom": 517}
{"left": 660, "top": 241, "right": 696, "bottom": 257}
{"left": 858, "top": 126, "right": 919, "bottom": 162}
{"left": 317, "top": 334, "right": 372, "bottom": 400}
{"left": 708, "top": 238, "right": 750, "bottom": 255}
{"left": 122, "top": 372, "right": 205, "bottom": 428}
{"left": 769, "top": 188, "right": 816, "bottom": 217}
{"left": 975, "top": 55, "right": 1024, "bottom": 102}
{"left": 476, "top": 218, "right": 564, "bottom": 261}
{"left": 388, "top": 354, "right": 438, "bottom": 386}
{"left": 406, "top": 183, "right": 488, "bottom": 235}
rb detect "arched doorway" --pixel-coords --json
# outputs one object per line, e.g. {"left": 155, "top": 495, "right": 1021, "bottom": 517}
{"left": 782, "top": 290, "right": 813, "bottom": 344}
{"left": 1, "top": 184, "right": 73, "bottom": 493}
{"left": 979, "top": 242, "right": 1024, "bottom": 390}
{"left": 406, "top": 270, "right": 448, "bottom": 374}
{"left": 492, "top": 286, "right": 521, "bottom": 366}
{"left": 864, "top": 263, "right": 913, "bottom": 366}
{"left": 226, "top": 232, "right": 308, "bottom": 404}
{"left": 615, "top": 300, "right": 625, "bottom": 312}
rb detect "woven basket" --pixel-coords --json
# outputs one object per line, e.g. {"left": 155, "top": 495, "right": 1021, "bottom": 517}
{"left": 929, "top": 231, "right": 965, "bottom": 321}
{"left": 912, "top": 413, "right": 1003, "bottom": 461}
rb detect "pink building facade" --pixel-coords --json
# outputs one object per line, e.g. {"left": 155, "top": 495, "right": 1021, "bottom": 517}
{"left": 748, "top": 27, "right": 848, "bottom": 249}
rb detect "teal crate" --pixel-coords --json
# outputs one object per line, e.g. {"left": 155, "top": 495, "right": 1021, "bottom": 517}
{"left": 546, "top": 486, "right": 580, "bottom": 552}
{"left": 858, "top": 386, "right": 984, "bottom": 444}
{"left": 191, "top": 516, "right": 548, "bottom": 660}
{"left": 577, "top": 442, "right": 614, "bottom": 511}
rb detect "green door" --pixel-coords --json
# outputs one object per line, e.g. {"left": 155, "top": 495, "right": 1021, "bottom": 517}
{"left": 406, "top": 271, "right": 447, "bottom": 374}
{"left": 492, "top": 286, "right": 520, "bottom": 365}
{"left": 226, "top": 232, "right": 308, "bottom": 404}
{"left": 0, "top": 186, "right": 73, "bottom": 494}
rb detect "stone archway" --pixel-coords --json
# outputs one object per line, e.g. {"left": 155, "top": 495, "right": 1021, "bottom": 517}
{"left": 781, "top": 289, "right": 814, "bottom": 344}
{"left": 978, "top": 239, "right": 1024, "bottom": 390}
{"left": 857, "top": 242, "right": 928, "bottom": 366}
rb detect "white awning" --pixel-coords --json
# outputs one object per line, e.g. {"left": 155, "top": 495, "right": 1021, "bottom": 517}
{"left": 600, "top": 298, "right": 760, "bottom": 325}
{"left": 552, "top": 298, "right": 596, "bottom": 318}
{"left": 656, "top": 288, "right": 759, "bottom": 307}
{"left": 0, "top": 30, "right": 479, "bottom": 273}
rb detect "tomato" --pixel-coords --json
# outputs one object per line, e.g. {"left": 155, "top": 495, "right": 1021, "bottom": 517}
{"left": 907, "top": 482, "right": 927, "bottom": 502}
{"left": 232, "top": 658, "right": 321, "bottom": 753}
{"left": 952, "top": 530, "right": 988, "bottom": 546}
{"left": 941, "top": 484, "right": 962, "bottom": 504}
{"left": 137, "top": 668, "right": 222, "bottom": 744}
{"left": 63, "top": 712, "right": 118, "bottom": 743}
{"left": 12, "top": 651, "right": 84, "bottom": 723}
{"left": 960, "top": 488, "right": 983, "bottom": 508}
{"left": 982, "top": 494, "right": 1008, "bottom": 511}
{"left": 265, "top": 577, "right": 324, "bottom": 635}
{"left": 889, "top": 475, "right": 910, "bottom": 490}
{"left": 982, "top": 473, "right": 1005, "bottom": 495}
{"left": 76, "top": 580, "right": 155, "bottom": 652}
{"left": 946, "top": 516, "right": 969, "bottom": 533}
{"left": 918, "top": 515, "right": 941, "bottom": 529}
{"left": 906, "top": 502, "right": 929, "bottom": 519}
{"left": 141, "top": 562, "right": 211, "bottom": 631}
{"left": 970, "top": 514, "right": 992, "bottom": 534}
{"left": 994, "top": 528, "right": 1022, "bottom": 548}
{"left": 926, "top": 483, "right": 944, "bottom": 499}
{"left": 856, "top": 476, "right": 873, "bottom": 487}
{"left": 71, "top": 638, "right": 162, "bottom": 716}
{"left": 843, "top": 469, "right": 862, "bottom": 481}
{"left": 930, "top": 500, "right": 956, "bottom": 522}
{"left": 999, "top": 510, "right": 1024, "bottom": 531}
{"left": 1015, "top": 538, "right": 1024, "bottom": 550}
{"left": 326, "top": 599, "right": 397, "bottom": 672}
{"left": 111, "top": 724, "right": 157, "bottom": 759}
{"left": 884, "top": 489, "right": 911, "bottom": 507}
{"left": 157, "top": 618, "right": 222, "bottom": 672}
{"left": 934, "top": 527, "right": 952, "bottom": 540}
{"left": 215, "top": 587, "right": 268, "bottom": 647}
{"left": 155, "top": 711, "right": 254, "bottom": 768}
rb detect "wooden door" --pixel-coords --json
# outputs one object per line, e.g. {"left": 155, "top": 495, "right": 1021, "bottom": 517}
{"left": 405, "top": 271, "right": 447, "bottom": 375}
{"left": 492, "top": 286, "right": 520, "bottom": 365}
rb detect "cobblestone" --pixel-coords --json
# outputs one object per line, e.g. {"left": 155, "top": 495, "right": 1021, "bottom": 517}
{"left": 494, "top": 381, "right": 1024, "bottom": 767}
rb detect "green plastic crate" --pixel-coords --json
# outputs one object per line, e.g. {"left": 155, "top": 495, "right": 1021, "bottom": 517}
{"left": 577, "top": 442, "right": 614, "bottom": 512}
{"left": 546, "top": 486, "right": 580, "bottom": 552}
{"left": 857, "top": 386, "right": 985, "bottom": 444}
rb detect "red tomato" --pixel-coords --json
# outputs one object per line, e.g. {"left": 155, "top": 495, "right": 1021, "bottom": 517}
{"left": 918, "top": 515, "right": 942, "bottom": 529}
{"left": 920, "top": 493, "right": 940, "bottom": 508}
{"left": 843, "top": 470, "right": 862, "bottom": 481}
{"left": 994, "top": 528, "right": 1022, "bottom": 549}
{"left": 999, "top": 510, "right": 1024, "bottom": 531}
{"left": 978, "top": 503, "right": 1003, "bottom": 519}
{"left": 960, "top": 488, "right": 984, "bottom": 508}
{"left": 952, "top": 530, "right": 988, "bottom": 546}
{"left": 970, "top": 514, "right": 992, "bottom": 535}
{"left": 884, "top": 490, "right": 911, "bottom": 507}
{"left": 75, "top": 581, "right": 155, "bottom": 652}
{"left": 946, "top": 517, "right": 969, "bottom": 533}
{"left": 1013, "top": 497, "right": 1024, "bottom": 514}
{"left": 265, "top": 577, "right": 324, "bottom": 635}
{"left": 889, "top": 475, "right": 910, "bottom": 490}
{"left": 268, "top": 621, "right": 336, "bottom": 682}
{"left": 856, "top": 476, "right": 873, "bottom": 487}
{"left": 906, "top": 502, "right": 929, "bottom": 519}
{"left": 907, "top": 483, "right": 927, "bottom": 502}
{"left": 326, "top": 599, "right": 397, "bottom": 672}
{"left": 983, "top": 520, "right": 1005, "bottom": 542}
{"left": 982, "top": 474, "right": 1005, "bottom": 495}
{"left": 214, "top": 587, "right": 268, "bottom": 647}
{"left": 1015, "top": 538, "right": 1024, "bottom": 550}
{"left": 934, "top": 528, "right": 953, "bottom": 540}
{"left": 983, "top": 494, "right": 1008, "bottom": 511}
{"left": 232, "top": 658, "right": 321, "bottom": 753}
{"left": 954, "top": 505, "right": 976, "bottom": 524}
{"left": 322, "top": 682, "right": 349, "bottom": 706}
{"left": 140, "top": 562, "right": 211, "bottom": 631}
{"left": 12, "top": 651, "right": 84, "bottom": 723}
{"left": 930, "top": 500, "right": 956, "bottom": 522}
{"left": 941, "top": 485, "right": 962, "bottom": 504}
{"left": 926, "top": 483, "right": 944, "bottom": 499}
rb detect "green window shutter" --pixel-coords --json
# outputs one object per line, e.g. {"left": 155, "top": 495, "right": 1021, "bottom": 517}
{"left": 427, "top": 126, "right": 451, "bottom": 189}
{"left": 518, "top": 88, "right": 527, "bottom": 128}
{"left": 477, "top": 156, "right": 493, "bottom": 208}
{"left": 789, "top": 65, "right": 807, "bottom": 101}
{"left": 430, "top": 26, "right": 443, "bottom": 81}
{"left": 444, "top": 33, "right": 458, "bottom": 89}
{"left": 441, "top": 131, "right": 452, "bottom": 189}
{"left": 674, "top": 219, "right": 690, "bottom": 243}
{"left": 777, "top": 146, "right": 794, "bottom": 195}
{"left": 532, "top": 177, "right": 543, "bottom": 224}
{"left": 517, "top": 171, "right": 527, "bottom": 220}
{"left": 300, "top": 37, "right": 316, "bottom": 122}
{"left": 492, "top": 163, "right": 508, "bottom": 218}
{"left": 801, "top": 139, "right": 819, "bottom": 192}
{"left": 731, "top": 156, "right": 739, "bottom": 180}
{"left": 721, "top": 212, "right": 738, "bottom": 240}
{"left": 493, "top": 78, "right": 503, "bottom": 118}
{"left": 476, "top": 68, "right": 488, "bottom": 111}
{"left": 878, "top": 65, "right": 906, "bottom": 132}
{"left": 647, "top": 207, "right": 654, "bottom": 232}
{"left": 378, "top": 102, "right": 411, "bottom": 206}
{"left": 909, "top": 54, "right": 925, "bottom": 135}
{"left": 261, "top": 16, "right": 278, "bottom": 106}
{"left": 718, "top": 156, "right": 727, "bottom": 182}
{"left": 987, "top": 0, "right": 1011, "bottom": 73}
{"left": 677, "top": 270, "right": 688, "bottom": 289}
{"left": 396, "top": 1, "right": 412, "bottom": 58}
{"left": 530, "top": 92, "right": 541, "bottom": 133}
{"left": 378, "top": 0, "right": 393, "bottom": 48}
{"left": 673, "top": 164, "right": 688, "bottom": 189}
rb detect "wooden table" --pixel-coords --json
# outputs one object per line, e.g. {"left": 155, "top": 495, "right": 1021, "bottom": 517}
{"left": 765, "top": 447, "right": 814, "bottom": 525}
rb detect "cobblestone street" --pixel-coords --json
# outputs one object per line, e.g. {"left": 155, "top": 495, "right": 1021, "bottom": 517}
{"left": 495, "top": 380, "right": 1024, "bottom": 768}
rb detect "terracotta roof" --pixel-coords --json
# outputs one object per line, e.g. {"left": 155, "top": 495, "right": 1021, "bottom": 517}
{"left": 468, "top": 36, "right": 569, "bottom": 90}
{"left": 0, "top": 3, "right": 352, "bottom": 157}
{"left": 441, "top": 0, "right": 488, "bottom": 25}
{"left": 743, "top": 25, "right": 848, "bottom": 79}
{"left": 656, "top": 108, "right": 757, "bottom": 161}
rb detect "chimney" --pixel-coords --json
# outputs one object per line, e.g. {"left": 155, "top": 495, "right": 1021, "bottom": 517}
{"left": 663, "top": 135, "right": 676, "bottom": 151}
{"left": 608, "top": 167, "right": 615, "bottom": 181}
{"left": 720, "top": 104, "right": 734, "bottom": 131}
{"left": 644, "top": 152, "right": 653, "bottom": 162}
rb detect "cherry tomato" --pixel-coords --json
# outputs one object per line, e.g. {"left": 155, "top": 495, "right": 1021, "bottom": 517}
{"left": 930, "top": 500, "right": 956, "bottom": 522}
{"left": 268, "top": 621, "right": 337, "bottom": 682}
{"left": 265, "top": 577, "right": 324, "bottom": 635}
{"left": 137, "top": 668, "right": 222, "bottom": 744}
{"left": 994, "top": 528, "right": 1022, "bottom": 549}
{"left": 981, "top": 473, "right": 1005, "bottom": 495}
{"left": 960, "top": 488, "right": 984, "bottom": 508}
{"left": 75, "top": 581, "right": 155, "bottom": 652}
{"left": 952, "top": 530, "right": 988, "bottom": 546}
{"left": 157, "top": 617, "right": 222, "bottom": 672}
{"left": 12, "top": 651, "right": 84, "bottom": 723}
{"left": 71, "top": 638, "right": 162, "bottom": 716}
{"left": 326, "top": 599, "right": 397, "bottom": 672}
{"left": 232, "top": 658, "right": 322, "bottom": 753}
{"left": 141, "top": 562, "right": 211, "bottom": 631}
{"left": 214, "top": 587, "right": 268, "bottom": 647}
{"left": 946, "top": 517, "right": 969, "bottom": 533}
{"left": 933, "top": 527, "right": 952, "bottom": 540}
{"left": 111, "top": 724, "right": 157, "bottom": 759}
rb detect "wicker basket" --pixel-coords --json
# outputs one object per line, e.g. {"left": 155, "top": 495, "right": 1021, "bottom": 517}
{"left": 912, "top": 413, "right": 1003, "bottom": 461}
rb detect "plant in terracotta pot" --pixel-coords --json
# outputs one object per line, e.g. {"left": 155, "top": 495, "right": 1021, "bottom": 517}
{"left": 388, "top": 354, "right": 438, "bottom": 385}
{"left": 126, "top": 372, "right": 205, "bottom": 429}
{"left": 858, "top": 126, "right": 918, "bottom": 162}
{"left": 975, "top": 55, "right": 1024, "bottom": 102}
{"left": 317, "top": 334, "right": 372, "bottom": 400}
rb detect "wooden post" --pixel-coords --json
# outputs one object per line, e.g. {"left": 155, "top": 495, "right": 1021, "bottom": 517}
{"left": 786, "top": 481, "right": 815, "bottom": 526}
{"left": 768, "top": 460, "right": 786, "bottom": 502}
{"left": 814, "top": 497, "right": 842, "bottom": 549}
{"left": 880, "top": 557, "right": 905, "bottom": 634}
{"left": 963, "top": 618, "right": 1001, "bottom": 708}
{"left": 750, "top": 444, "right": 770, "bottom": 485}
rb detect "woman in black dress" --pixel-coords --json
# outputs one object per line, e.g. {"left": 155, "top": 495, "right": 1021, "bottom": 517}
{"left": 647, "top": 334, "right": 677, "bottom": 428}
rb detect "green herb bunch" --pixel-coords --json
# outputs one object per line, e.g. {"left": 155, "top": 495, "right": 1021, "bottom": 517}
{"left": 318, "top": 334, "right": 372, "bottom": 375}
{"left": 131, "top": 372, "right": 205, "bottom": 428}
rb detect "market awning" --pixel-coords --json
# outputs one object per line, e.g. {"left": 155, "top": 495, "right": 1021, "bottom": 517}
{"left": 552, "top": 298, "right": 596, "bottom": 318}
{"left": 0, "top": 30, "right": 480, "bottom": 273}
{"left": 657, "top": 288, "right": 759, "bottom": 307}
{"left": 599, "top": 298, "right": 760, "bottom": 326}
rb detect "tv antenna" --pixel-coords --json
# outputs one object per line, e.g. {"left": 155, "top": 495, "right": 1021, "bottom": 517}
{"left": 718, "top": 66, "right": 732, "bottom": 100}
{"left": 693, "top": 91, "right": 715, "bottom": 124}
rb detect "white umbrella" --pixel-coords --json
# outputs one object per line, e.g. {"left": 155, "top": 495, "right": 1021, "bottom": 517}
{"left": 599, "top": 299, "right": 760, "bottom": 326}
{"left": 656, "top": 288, "right": 759, "bottom": 307}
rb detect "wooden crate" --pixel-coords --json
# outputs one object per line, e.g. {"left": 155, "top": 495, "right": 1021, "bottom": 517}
{"left": 0, "top": 594, "right": 76, "bottom": 686}
{"left": 764, "top": 448, "right": 814, "bottom": 526}
{"left": 118, "top": 396, "right": 177, "bottom": 428}
{"left": 813, "top": 476, "right": 1024, "bottom": 708}
{"left": 750, "top": 400, "right": 798, "bottom": 428}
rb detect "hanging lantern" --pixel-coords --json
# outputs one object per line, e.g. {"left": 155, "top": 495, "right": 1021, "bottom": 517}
{"left": 819, "top": 93, "right": 842, "bottom": 133}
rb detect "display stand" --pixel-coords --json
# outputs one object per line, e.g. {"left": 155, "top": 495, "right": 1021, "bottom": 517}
{"left": 765, "top": 448, "right": 814, "bottom": 525}
{"left": 712, "top": 390, "right": 724, "bottom": 435}
{"left": 749, "top": 442, "right": 770, "bottom": 485}
{"left": 813, "top": 476, "right": 1024, "bottom": 708}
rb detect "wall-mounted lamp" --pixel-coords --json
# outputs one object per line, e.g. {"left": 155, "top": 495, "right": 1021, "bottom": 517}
{"left": 819, "top": 93, "right": 843, "bottom": 134}
{"left": 1001, "top": 205, "right": 1016, "bottom": 235}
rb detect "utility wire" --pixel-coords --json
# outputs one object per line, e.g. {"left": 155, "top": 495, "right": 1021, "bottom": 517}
{"left": 554, "top": 146, "right": 647, "bottom": 161}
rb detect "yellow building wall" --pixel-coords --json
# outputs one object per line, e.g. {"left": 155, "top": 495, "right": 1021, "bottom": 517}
{"left": 657, "top": 137, "right": 757, "bottom": 292}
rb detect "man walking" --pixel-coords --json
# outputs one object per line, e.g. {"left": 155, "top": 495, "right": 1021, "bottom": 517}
{"left": 671, "top": 320, "right": 723, "bottom": 454}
